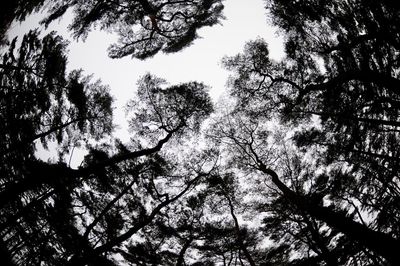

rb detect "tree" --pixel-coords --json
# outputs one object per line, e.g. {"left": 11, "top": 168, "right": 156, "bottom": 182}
{"left": 0, "top": 29, "right": 115, "bottom": 265}
{"left": 2, "top": 0, "right": 400, "bottom": 265}
{"left": 209, "top": 109, "right": 400, "bottom": 265}
{"left": 218, "top": 0, "right": 400, "bottom": 264}
{"left": 0, "top": 33, "right": 215, "bottom": 263}
{"left": 0, "top": 0, "right": 48, "bottom": 44}
{"left": 39, "top": 0, "right": 224, "bottom": 59}
{"left": 0, "top": 30, "right": 114, "bottom": 212}
{"left": 62, "top": 74, "right": 214, "bottom": 265}
{"left": 1, "top": 0, "right": 224, "bottom": 58}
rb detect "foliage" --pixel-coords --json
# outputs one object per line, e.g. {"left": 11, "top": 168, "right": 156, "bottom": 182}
{"left": 1, "top": 0, "right": 400, "bottom": 265}
{"left": 219, "top": 0, "right": 400, "bottom": 264}
{"left": 40, "top": 0, "right": 225, "bottom": 59}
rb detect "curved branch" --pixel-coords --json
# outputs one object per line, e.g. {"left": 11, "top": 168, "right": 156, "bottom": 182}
{"left": 256, "top": 160, "right": 400, "bottom": 265}
{"left": 92, "top": 171, "right": 205, "bottom": 255}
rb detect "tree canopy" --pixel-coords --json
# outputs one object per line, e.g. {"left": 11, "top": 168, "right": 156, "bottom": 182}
{"left": 1, "top": 0, "right": 400, "bottom": 265}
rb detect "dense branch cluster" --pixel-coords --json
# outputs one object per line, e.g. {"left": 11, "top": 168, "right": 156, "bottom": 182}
{"left": 1, "top": 0, "right": 400, "bottom": 265}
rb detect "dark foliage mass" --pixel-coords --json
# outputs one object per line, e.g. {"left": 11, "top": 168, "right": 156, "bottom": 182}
{"left": 1, "top": 0, "right": 400, "bottom": 265}
{"left": 41, "top": 0, "right": 224, "bottom": 59}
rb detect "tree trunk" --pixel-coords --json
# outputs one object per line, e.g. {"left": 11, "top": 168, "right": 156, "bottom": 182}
{"left": 258, "top": 163, "right": 400, "bottom": 265}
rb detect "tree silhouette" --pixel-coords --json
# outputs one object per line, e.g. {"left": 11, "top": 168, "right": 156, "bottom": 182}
{"left": 219, "top": 0, "right": 400, "bottom": 264}
{"left": 40, "top": 0, "right": 224, "bottom": 59}
{"left": 0, "top": 30, "right": 114, "bottom": 265}
{"left": 0, "top": 29, "right": 214, "bottom": 264}
{"left": 2, "top": 0, "right": 400, "bottom": 265}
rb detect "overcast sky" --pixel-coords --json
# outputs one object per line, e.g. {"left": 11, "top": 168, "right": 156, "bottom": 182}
{"left": 8, "top": 0, "right": 284, "bottom": 165}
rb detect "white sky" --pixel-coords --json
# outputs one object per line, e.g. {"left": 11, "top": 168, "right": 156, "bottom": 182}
{"left": 8, "top": 0, "right": 284, "bottom": 165}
